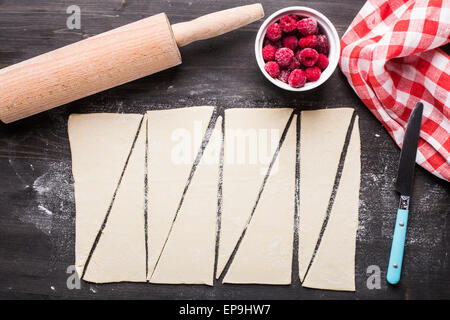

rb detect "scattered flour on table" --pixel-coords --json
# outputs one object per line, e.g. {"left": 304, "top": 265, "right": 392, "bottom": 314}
{"left": 7, "top": 157, "right": 76, "bottom": 276}
{"left": 13, "top": 160, "right": 76, "bottom": 270}
{"left": 38, "top": 205, "right": 53, "bottom": 216}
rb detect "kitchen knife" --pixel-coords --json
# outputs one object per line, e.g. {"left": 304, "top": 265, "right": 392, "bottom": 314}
{"left": 386, "top": 102, "right": 423, "bottom": 285}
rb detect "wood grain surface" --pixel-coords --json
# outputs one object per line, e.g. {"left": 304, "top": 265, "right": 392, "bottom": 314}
{"left": 0, "top": 0, "right": 448, "bottom": 300}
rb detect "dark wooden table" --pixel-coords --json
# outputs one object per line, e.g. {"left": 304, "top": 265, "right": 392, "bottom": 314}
{"left": 0, "top": 0, "right": 448, "bottom": 300}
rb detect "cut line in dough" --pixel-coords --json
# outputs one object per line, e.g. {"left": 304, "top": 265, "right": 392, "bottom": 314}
{"left": 68, "top": 113, "right": 144, "bottom": 278}
{"left": 216, "top": 108, "right": 294, "bottom": 279}
{"left": 222, "top": 114, "right": 297, "bottom": 284}
{"left": 146, "top": 106, "right": 215, "bottom": 279}
{"left": 302, "top": 116, "right": 360, "bottom": 291}
{"left": 83, "top": 116, "right": 147, "bottom": 283}
{"left": 298, "top": 108, "right": 354, "bottom": 282}
{"left": 150, "top": 117, "right": 222, "bottom": 285}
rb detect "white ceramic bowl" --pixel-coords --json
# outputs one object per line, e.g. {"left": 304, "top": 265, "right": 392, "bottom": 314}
{"left": 255, "top": 7, "right": 340, "bottom": 91}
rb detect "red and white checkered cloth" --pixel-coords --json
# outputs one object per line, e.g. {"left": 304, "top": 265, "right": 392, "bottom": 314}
{"left": 340, "top": 0, "right": 450, "bottom": 181}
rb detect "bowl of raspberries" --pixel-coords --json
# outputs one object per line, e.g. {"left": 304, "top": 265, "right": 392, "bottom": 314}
{"left": 255, "top": 7, "right": 340, "bottom": 91}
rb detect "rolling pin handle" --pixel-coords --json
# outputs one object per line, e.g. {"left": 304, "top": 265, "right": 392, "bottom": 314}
{"left": 172, "top": 3, "right": 264, "bottom": 47}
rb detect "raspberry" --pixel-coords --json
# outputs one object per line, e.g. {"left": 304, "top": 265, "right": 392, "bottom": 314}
{"left": 298, "top": 48, "right": 319, "bottom": 67}
{"left": 316, "top": 53, "right": 329, "bottom": 70}
{"left": 288, "top": 69, "right": 306, "bottom": 88}
{"left": 289, "top": 14, "right": 300, "bottom": 21}
{"left": 282, "top": 35, "right": 298, "bottom": 51}
{"left": 266, "top": 23, "right": 282, "bottom": 42}
{"left": 288, "top": 57, "right": 300, "bottom": 71}
{"left": 264, "top": 61, "right": 280, "bottom": 78}
{"left": 305, "top": 66, "right": 321, "bottom": 82}
{"left": 277, "top": 69, "right": 291, "bottom": 83}
{"left": 262, "top": 45, "right": 277, "bottom": 61}
{"left": 316, "top": 34, "right": 329, "bottom": 55}
{"left": 279, "top": 15, "right": 297, "bottom": 33}
{"left": 275, "top": 47, "right": 294, "bottom": 68}
{"left": 297, "top": 17, "right": 318, "bottom": 36}
{"left": 298, "top": 35, "right": 318, "bottom": 49}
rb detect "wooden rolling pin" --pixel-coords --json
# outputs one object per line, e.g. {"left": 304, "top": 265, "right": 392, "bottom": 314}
{"left": 0, "top": 4, "right": 264, "bottom": 123}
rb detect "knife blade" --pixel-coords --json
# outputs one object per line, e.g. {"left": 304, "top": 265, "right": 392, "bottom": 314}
{"left": 395, "top": 102, "right": 424, "bottom": 197}
{"left": 387, "top": 102, "right": 423, "bottom": 285}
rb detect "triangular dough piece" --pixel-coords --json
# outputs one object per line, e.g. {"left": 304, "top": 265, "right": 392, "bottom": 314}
{"left": 68, "top": 113, "right": 143, "bottom": 277}
{"left": 298, "top": 108, "right": 353, "bottom": 281}
{"left": 150, "top": 117, "right": 222, "bottom": 285}
{"left": 223, "top": 114, "right": 296, "bottom": 284}
{"left": 302, "top": 118, "right": 360, "bottom": 291}
{"left": 147, "top": 106, "right": 214, "bottom": 279}
{"left": 83, "top": 117, "right": 147, "bottom": 283}
{"left": 217, "top": 108, "right": 293, "bottom": 278}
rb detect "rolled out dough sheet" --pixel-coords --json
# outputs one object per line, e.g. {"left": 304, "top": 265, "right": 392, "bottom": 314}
{"left": 150, "top": 117, "right": 222, "bottom": 285}
{"left": 217, "top": 108, "right": 293, "bottom": 278}
{"left": 146, "top": 106, "right": 214, "bottom": 279}
{"left": 223, "top": 114, "right": 297, "bottom": 284}
{"left": 83, "top": 117, "right": 147, "bottom": 283}
{"left": 68, "top": 113, "right": 143, "bottom": 277}
{"left": 302, "top": 117, "right": 360, "bottom": 291}
{"left": 298, "top": 108, "right": 354, "bottom": 281}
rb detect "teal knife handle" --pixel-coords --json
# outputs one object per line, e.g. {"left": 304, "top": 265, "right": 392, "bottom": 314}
{"left": 387, "top": 209, "right": 408, "bottom": 285}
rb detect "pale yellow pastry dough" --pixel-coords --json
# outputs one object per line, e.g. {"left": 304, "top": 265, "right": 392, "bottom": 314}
{"left": 68, "top": 113, "right": 143, "bottom": 278}
{"left": 69, "top": 107, "right": 360, "bottom": 289}
{"left": 217, "top": 108, "right": 293, "bottom": 278}
{"left": 146, "top": 106, "right": 214, "bottom": 279}
{"left": 150, "top": 117, "right": 222, "bottom": 285}
{"left": 83, "top": 117, "right": 147, "bottom": 283}
{"left": 223, "top": 114, "right": 296, "bottom": 284}
{"left": 298, "top": 108, "right": 354, "bottom": 281}
{"left": 302, "top": 117, "right": 360, "bottom": 291}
